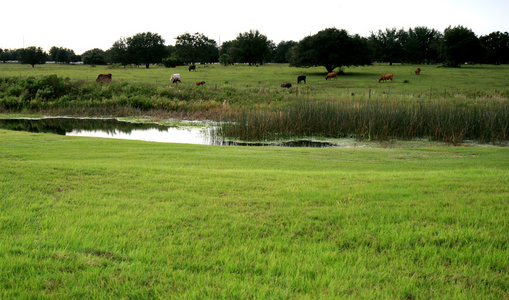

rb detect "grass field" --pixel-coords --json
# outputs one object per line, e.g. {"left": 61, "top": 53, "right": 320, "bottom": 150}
{"left": 1, "top": 63, "right": 509, "bottom": 298}
{"left": 1, "top": 129, "right": 508, "bottom": 298}
{"left": 1, "top": 62, "right": 508, "bottom": 101}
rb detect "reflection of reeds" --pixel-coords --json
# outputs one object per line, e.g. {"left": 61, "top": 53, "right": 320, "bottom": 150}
{"left": 217, "top": 99, "right": 509, "bottom": 145}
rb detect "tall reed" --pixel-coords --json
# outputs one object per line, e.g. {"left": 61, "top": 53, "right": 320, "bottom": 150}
{"left": 217, "top": 98, "right": 509, "bottom": 144}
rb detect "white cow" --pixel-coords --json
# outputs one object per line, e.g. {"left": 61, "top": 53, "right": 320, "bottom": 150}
{"left": 170, "top": 74, "right": 181, "bottom": 84}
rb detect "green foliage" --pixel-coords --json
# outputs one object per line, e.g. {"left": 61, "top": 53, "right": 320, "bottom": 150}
{"left": 109, "top": 32, "right": 167, "bottom": 68}
{"left": 175, "top": 32, "right": 218, "bottom": 64}
{"left": 18, "top": 46, "right": 47, "bottom": 68}
{"left": 162, "top": 57, "right": 178, "bottom": 68}
{"left": 480, "top": 31, "right": 509, "bottom": 65}
{"left": 81, "top": 48, "right": 107, "bottom": 66}
{"left": 291, "top": 28, "right": 371, "bottom": 72}
{"left": 442, "top": 26, "right": 484, "bottom": 67}
{"left": 230, "top": 30, "right": 274, "bottom": 66}
{"left": 49, "top": 46, "right": 80, "bottom": 64}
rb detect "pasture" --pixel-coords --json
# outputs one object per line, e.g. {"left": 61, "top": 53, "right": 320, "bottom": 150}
{"left": 1, "top": 62, "right": 509, "bottom": 298}
{"left": 1, "top": 62, "right": 508, "bottom": 102}
{"left": 1, "top": 129, "right": 508, "bottom": 298}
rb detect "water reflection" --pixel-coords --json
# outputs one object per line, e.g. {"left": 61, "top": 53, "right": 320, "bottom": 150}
{"left": 0, "top": 117, "right": 337, "bottom": 147}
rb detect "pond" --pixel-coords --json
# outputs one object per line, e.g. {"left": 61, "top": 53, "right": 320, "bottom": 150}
{"left": 0, "top": 117, "right": 338, "bottom": 148}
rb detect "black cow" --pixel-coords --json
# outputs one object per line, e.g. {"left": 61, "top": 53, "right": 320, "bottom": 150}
{"left": 189, "top": 65, "right": 196, "bottom": 71}
{"left": 297, "top": 76, "right": 306, "bottom": 84}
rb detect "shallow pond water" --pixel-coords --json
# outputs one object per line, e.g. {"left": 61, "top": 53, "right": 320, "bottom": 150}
{"left": 0, "top": 117, "right": 338, "bottom": 147}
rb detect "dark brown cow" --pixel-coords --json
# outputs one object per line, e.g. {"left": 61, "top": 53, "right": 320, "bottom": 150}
{"left": 196, "top": 81, "right": 206, "bottom": 86}
{"left": 189, "top": 65, "right": 196, "bottom": 71}
{"left": 415, "top": 68, "right": 421, "bottom": 75}
{"left": 378, "top": 74, "right": 393, "bottom": 82}
{"left": 96, "top": 73, "right": 112, "bottom": 83}
{"left": 281, "top": 83, "right": 292, "bottom": 88}
{"left": 297, "top": 75, "right": 306, "bottom": 84}
{"left": 325, "top": 72, "right": 337, "bottom": 80}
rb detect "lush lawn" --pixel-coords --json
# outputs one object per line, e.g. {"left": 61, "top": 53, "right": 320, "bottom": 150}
{"left": 1, "top": 129, "right": 508, "bottom": 298}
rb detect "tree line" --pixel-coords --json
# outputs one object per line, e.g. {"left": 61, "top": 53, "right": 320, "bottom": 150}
{"left": 1, "top": 25, "right": 508, "bottom": 70}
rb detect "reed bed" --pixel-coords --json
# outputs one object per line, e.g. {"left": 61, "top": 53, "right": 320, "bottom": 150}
{"left": 217, "top": 98, "right": 509, "bottom": 145}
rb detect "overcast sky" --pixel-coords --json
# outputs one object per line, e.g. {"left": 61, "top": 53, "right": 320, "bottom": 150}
{"left": 2, "top": 0, "right": 508, "bottom": 54}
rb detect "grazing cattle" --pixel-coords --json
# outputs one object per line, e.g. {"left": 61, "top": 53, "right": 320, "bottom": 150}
{"left": 189, "top": 65, "right": 196, "bottom": 71}
{"left": 170, "top": 73, "right": 181, "bottom": 84}
{"left": 325, "top": 72, "right": 337, "bottom": 80}
{"left": 415, "top": 68, "right": 421, "bottom": 75}
{"left": 281, "top": 83, "right": 292, "bottom": 88}
{"left": 378, "top": 74, "right": 393, "bottom": 82}
{"left": 297, "top": 75, "right": 306, "bottom": 84}
{"left": 96, "top": 73, "right": 112, "bottom": 83}
{"left": 196, "top": 81, "right": 206, "bottom": 86}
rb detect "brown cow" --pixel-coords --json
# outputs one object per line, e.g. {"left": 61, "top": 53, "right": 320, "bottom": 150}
{"left": 415, "top": 68, "right": 421, "bottom": 75}
{"left": 325, "top": 72, "right": 337, "bottom": 80}
{"left": 96, "top": 73, "right": 112, "bottom": 83}
{"left": 196, "top": 81, "right": 206, "bottom": 86}
{"left": 189, "top": 65, "right": 196, "bottom": 71}
{"left": 281, "top": 83, "right": 292, "bottom": 88}
{"left": 378, "top": 74, "right": 393, "bottom": 82}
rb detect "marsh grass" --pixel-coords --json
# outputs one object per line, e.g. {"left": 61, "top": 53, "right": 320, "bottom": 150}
{"left": 217, "top": 98, "right": 509, "bottom": 145}
{"left": 1, "top": 130, "right": 508, "bottom": 298}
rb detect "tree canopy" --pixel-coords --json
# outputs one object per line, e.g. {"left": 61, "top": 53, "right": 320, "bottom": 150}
{"left": 127, "top": 32, "right": 167, "bottom": 68}
{"left": 49, "top": 47, "right": 80, "bottom": 64}
{"left": 291, "top": 28, "right": 371, "bottom": 72}
{"left": 19, "top": 47, "right": 47, "bottom": 68}
{"left": 442, "top": 26, "right": 484, "bottom": 67}
{"left": 230, "top": 30, "right": 274, "bottom": 66}
{"left": 175, "top": 32, "right": 218, "bottom": 64}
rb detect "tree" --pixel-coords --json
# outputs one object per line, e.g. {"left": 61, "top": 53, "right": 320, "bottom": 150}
{"left": 175, "top": 32, "right": 218, "bottom": 64}
{"left": 273, "top": 40, "right": 297, "bottom": 63}
{"left": 108, "top": 38, "right": 129, "bottom": 66}
{"left": 230, "top": 30, "right": 274, "bottom": 66}
{"left": 480, "top": 31, "right": 509, "bottom": 65}
{"left": 405, "top": 27, "right": 442, "bottom": 64}
{"left": 49, "top": 47, "right": 79, "bottom": 64}
{"left": 441, "top": 26, "right": 483, "bottom": 67}
{"left": 369, "top": 28, "right": 407, "bottom": 65}
{"left": 126, "top": 32, "right": 167, "bottom": 68}
{"left": 0, "top": 49, "right": 12, "bottom": 63}
{"left": 19, "top": 46, "right": 47, "bottom": 67}
{"left": 219, "top": 54, "right": 233, "bottom": 66}
{"left": 292, "top": 28, "right": 371, "bottom": 73}
{"left": 82, "top": 48, "right": 107, "bottom": 66}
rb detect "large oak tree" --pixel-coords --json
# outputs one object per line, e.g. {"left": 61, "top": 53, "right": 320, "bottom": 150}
{"left": 291, "top": 28, "right": 371, "bottom": 73}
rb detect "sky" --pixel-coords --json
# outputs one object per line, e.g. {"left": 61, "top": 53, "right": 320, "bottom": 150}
{"left": 2, "top": 0, "right": 508, "bottom": 55}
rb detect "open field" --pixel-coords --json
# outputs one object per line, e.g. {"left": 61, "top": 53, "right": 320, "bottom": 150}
{"left": 1, "top": 129, "right": 508, "bottom": 298}
{"left": 1, "top": 62, "right": 508, "bottom": 101}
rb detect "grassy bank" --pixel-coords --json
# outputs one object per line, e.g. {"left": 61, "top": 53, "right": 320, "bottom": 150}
{"left": 1, "top": 130, "right": 508, "bottom": 298}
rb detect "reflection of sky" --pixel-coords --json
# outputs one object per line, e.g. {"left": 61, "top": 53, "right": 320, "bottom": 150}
{"left": 67, "top": 127, "right": 213, "bottom": 145}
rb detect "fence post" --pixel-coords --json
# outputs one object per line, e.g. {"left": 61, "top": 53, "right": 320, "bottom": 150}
{"left": 429, "top": 87, "right": 432, "bottom": 100}
{"left": 369, "top": 89, "right": 371, "bottom": 100}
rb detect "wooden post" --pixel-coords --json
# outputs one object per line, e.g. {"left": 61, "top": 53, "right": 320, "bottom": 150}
{"left": 369, "top": 89, "right": 371, "bottom": 100}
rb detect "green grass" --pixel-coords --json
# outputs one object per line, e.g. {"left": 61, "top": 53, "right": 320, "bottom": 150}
{"left": 1, "top": 63, "right": 508, "bottom": 101}
{"left": 1, "top": 129, "right": 508, "bottom": 298}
